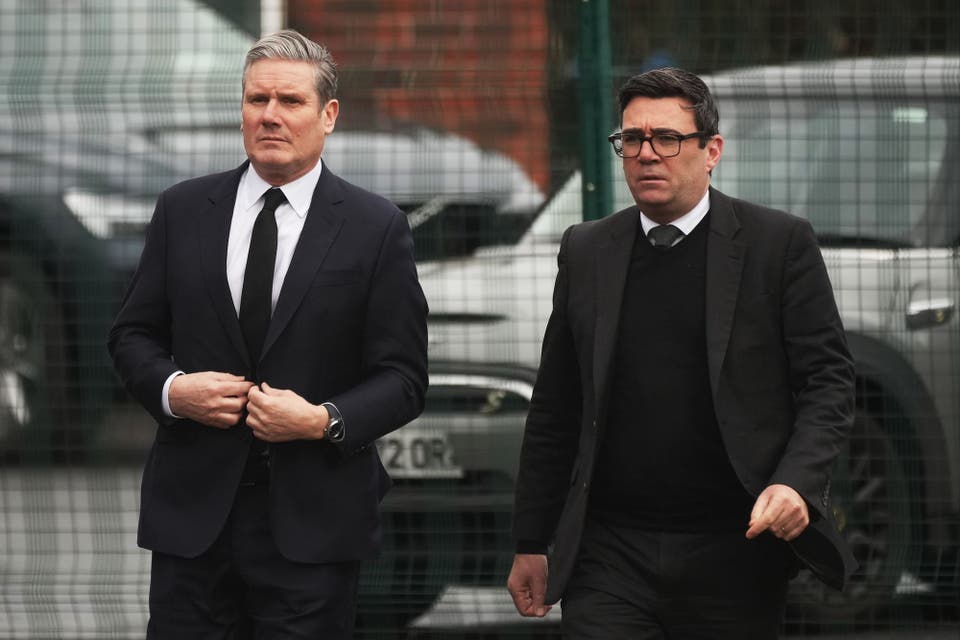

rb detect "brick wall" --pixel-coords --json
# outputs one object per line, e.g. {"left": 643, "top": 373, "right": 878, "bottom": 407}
{"left": 289, "top": 0, "right": 549, "bottom": 191}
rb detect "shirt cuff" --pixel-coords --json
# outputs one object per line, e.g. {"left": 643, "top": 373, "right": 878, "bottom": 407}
{"left": 161, "top": 371, "right": 185, "bottom": 418}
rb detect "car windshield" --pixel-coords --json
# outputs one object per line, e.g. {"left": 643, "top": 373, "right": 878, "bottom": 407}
{"left": 519, "top": 94, "right": 957, "bottom": 250}
{"left": 714, "top": 97, "right": 956, "bottom": 247}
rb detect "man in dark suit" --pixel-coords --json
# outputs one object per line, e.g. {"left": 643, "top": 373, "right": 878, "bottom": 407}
{"left": 108, "top": 30, "right": 427, "bottom": 638}
{"left": 507, "top": 67, "right": 856, "bottom": 638}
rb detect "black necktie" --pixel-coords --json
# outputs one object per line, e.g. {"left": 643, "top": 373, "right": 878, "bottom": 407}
{"left": 239, "top": 188, "right": 286, "bottom": 371}
{"left": 648, "top": 224, "right": 684, "bottom": 249}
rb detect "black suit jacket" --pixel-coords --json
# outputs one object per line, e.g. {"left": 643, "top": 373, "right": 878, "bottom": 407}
{"left": 513, "top": 188, "right": 857, "bottom": 602}
{"left": 109, "top": 161, "right": 428, "bottom": 563}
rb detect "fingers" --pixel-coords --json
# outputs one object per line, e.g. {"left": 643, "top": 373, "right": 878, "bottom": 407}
{"left": 205, "top": 394, "right": 250, "bottom": 428}
{"left": 746, "top": 484, "right": 810, "bottom": 541}
{"left": 746, "top": 490, "right": 775, "bottom": 539}
{"left": 169, "top": 371, "right": 254, "bottom": 428}
{"left": 245, "top": 386, "right": 321, "bottom": 442}
{"left": 507, "top": 555, "right": 551, "bottom": 618}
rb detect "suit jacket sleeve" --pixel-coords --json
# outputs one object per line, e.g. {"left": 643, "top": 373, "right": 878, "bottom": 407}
{"left": 325, "top": 208, "right": 429, "bottom": 456}
{"left": 108, "top": 191, "right": 180, "bottom": 426}
{"left": 512, "top": 226, "right": 584, "bottom": 548}
{"left": 768, "top": 217, "right": 855, "bottom": 519}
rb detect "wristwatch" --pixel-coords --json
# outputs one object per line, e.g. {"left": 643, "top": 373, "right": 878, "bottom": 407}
{"left": 321, "top": 402, "right": 345, "bottom": 442}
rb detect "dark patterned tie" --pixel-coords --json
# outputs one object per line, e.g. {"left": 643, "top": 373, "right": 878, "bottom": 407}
{"left": 239, "top": 188, "right": 286, "bottom": 371}
{"left": 648, "top": 224, "right": 684, "bottom": 249}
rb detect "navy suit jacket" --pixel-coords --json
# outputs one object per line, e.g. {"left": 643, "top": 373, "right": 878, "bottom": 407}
{"left": 109, "top": 161, "right": 428, "bottom": 563}
{"left": 513, "top": 188, "right": 858, "bottom": 602}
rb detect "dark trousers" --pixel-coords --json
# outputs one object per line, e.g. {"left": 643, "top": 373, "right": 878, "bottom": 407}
{"left": 561, "top": 518, "right": 794, "bottom": 639}
{"left": 146, "top": 484, "right": 360, "bottom": 640}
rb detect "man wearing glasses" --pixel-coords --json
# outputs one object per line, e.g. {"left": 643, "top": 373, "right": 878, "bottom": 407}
{"left": 507, "top": 67, "right": 856, "bottom": 638}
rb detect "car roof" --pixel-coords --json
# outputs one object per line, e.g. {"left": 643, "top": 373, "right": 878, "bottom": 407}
{"left": 704, "top": 56, "right": 960, "bottom": 99}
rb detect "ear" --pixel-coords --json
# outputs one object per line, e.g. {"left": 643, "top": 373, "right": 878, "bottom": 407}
{"left": 705, "top": 134, "right": 723, "bottom": 172}
{"left": 321, "top": 99, "right": 339, "bottom": 134}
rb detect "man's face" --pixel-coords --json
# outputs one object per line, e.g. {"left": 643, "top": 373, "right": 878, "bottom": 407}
{"left": 242, "top": 59, "right": 339, "bottom": 185}
{"left": 620, "top": 96, "right": 723, "bottom": 224}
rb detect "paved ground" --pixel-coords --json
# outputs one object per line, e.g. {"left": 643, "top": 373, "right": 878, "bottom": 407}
{"left": 1, "top": 466, "right": 956, "bottom": 639}
{"left": 0, "top": 467, "right": 148, "bottom": 639}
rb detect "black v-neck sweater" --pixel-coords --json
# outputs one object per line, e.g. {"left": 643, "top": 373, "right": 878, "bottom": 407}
{"left": 588, "top": 214, "right": 754, "bottom": 532}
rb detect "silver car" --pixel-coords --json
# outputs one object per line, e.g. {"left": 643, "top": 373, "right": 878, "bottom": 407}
{"left": 0, "top": 0, "right": 544, "bottom": 451}
{"left": 418, "top": 56, "right": 960, "bottom": 625}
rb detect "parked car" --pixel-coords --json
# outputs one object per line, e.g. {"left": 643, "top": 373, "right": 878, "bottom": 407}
{"left": 357, "top": 363, "right": 537, "bottom": 632}
{"left": 0, "top": 1, "right": 547, "bottom": 637}
{"left": 0, "top": 0, "right": 542, "bottom": 456}
{"left": 418, "top": 56, "right": 960, "bottom": 627}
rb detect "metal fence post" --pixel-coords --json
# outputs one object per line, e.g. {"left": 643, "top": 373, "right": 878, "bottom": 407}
{"left": 578, "top": 0, "right": 614, "bottom": 221}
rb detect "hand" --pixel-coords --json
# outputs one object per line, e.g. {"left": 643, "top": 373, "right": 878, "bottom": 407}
{"left": 168, "top": 371, "right": 254, "bottom": 428}
{"left": 507, "top": 554, "right": 551, "bottom": 618}
{"left": 746, "top": 483, "right": 810, "bottom": 541}
{"left": 246, "top": 382, "right": 326, "bottom": 442}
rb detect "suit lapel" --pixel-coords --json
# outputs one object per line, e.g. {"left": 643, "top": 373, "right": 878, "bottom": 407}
{"left": 592, "top": 208, "right": 638, "bottom": 411}
{"left": 261, "top": 167, "right": 345, "bottom": 358}
{"left": 705, "top": 188, "right": 745, "bottom": 399}
{"left": 199, "top": 164, "right": 250, "bottom": 368}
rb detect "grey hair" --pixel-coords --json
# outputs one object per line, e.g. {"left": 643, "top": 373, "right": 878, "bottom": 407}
{"left": 243, "top": 29, "right": 338, "bottom": 104}
{"left": 617, "top": 67, "right": 719, "bottom": 145}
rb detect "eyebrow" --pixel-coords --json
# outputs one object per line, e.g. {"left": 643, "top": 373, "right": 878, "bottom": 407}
{"left": 620, "top": 127, "right": 684, "bottom": 136}
{"left": 244, "top": 89, "right": 309, "bottom": 100}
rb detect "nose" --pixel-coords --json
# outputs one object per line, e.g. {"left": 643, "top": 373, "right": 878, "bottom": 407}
{"left": 261, "top": 97, "right": 281, "bottom": 124}
{"left": 635, "top": 138, "right": 660, "bottom": 161}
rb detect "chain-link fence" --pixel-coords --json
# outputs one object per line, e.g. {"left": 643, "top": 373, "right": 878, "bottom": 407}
{"left": 0, "top": 0, "right": 957, "bottom": 638}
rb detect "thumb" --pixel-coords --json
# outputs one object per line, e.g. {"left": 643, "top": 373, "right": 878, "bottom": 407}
{"left": 746, "top": 490, "right": 773, "bottom": 539}
{"left": 260, "top": 381, "right": 273, "bottom": 393}
{"left": 531, "top": 577, "right": 549, "bottom": 617}
{"left": 750, "top": 489, "right": 771, "bottom": 525}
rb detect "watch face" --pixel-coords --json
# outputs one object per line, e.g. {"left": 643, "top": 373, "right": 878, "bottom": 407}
{"left": 328, "top": 418, "right": 345, "bottom": 441}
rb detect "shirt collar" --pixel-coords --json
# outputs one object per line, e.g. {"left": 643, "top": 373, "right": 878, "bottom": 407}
{"left": 638, "top": 188, "right": 711, "bottom": 236}
{"left": 238, "top": 159, "right": 324, "bottom": 218}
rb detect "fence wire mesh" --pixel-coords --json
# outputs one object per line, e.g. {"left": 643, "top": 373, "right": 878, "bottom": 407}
{"left": 0, "top": 0, "right": 957, "bottom": 638}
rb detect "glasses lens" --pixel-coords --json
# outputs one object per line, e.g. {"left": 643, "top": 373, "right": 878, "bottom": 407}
{"left": 620, "top": 134, "right": 642, "bottom": 157}
{"left": 652, "top": 135, "right": 681, "bottom": 157}
{"left": 612, "top": 133, "right": 695, "bottom": 157}
{"left": 610, "top": 136, "right": 624, "bottom": 156}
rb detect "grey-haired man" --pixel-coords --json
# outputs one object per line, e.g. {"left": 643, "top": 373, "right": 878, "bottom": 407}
{"left": 110, "top": 30, "right": 428, "bottom": 637}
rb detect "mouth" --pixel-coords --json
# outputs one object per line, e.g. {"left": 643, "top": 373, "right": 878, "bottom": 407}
{"left": 258, "top": 136, "right": 288, "bottom": 143}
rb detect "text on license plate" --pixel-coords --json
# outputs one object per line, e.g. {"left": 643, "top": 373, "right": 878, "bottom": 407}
{"left": 376, "top": 428, "right": 463, "bottom": 479}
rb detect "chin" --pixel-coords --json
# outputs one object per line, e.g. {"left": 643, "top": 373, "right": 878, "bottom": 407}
{"left": 251, "top": 153, "right": 292, "bottom": 169}
{"left": 630, "top": 191, "right": 667, "bottom": 207}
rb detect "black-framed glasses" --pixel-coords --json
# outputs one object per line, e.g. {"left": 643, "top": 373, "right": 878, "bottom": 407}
{"left": 607, "top": 131, "right": 709, "bottom": 158}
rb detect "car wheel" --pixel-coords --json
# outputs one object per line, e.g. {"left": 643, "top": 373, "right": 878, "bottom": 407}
{"left": 788, "top": 407, "right": 918, "bottom": 623}
{"left": 0, "top": 250, "right": 68, "bottom": 459}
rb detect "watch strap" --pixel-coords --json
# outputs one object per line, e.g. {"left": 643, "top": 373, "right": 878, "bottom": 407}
{"left": 321, "top": 402, "right": 345, "bottom": 442}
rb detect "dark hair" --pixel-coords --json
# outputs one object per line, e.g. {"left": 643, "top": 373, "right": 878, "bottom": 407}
{"left": 243, "top": 29, "right": 338, "bottom": 104}
{"left": 617, "top": 67, "right": 719, "bottom": 145}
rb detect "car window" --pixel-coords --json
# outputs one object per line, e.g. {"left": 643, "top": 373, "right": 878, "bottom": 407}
{"left": 715, "top": 98, "right": 954, "bottom": 247}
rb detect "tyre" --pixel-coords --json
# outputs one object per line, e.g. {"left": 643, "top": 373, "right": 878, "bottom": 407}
{"left": 788, "top": 407, "right": 919, "bottom": 623}
{"left": 0, "top": 250, "right": 68, "bottom": 460}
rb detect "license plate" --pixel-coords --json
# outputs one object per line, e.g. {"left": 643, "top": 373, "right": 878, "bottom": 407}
{"left": 376, "top": 428, "right": 463, "bottom": 479}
